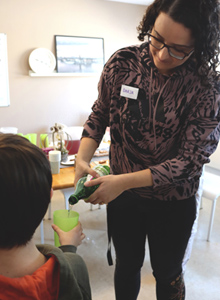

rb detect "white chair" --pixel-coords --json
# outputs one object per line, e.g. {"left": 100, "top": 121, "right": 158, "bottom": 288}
{"left": 201, "top": 167, "right": 220, "bottom": 241}
{"left": 201, "top": 143, "right": 220, "bottom": 241}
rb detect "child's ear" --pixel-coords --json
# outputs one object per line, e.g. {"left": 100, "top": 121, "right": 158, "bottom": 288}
{"left": 50, "top": 188, "right": 53, "bottom": 199}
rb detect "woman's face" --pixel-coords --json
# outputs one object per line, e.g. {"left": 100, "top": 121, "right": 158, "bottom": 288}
{"left": 149, "top": 12, "right": 194, "bottom": 75}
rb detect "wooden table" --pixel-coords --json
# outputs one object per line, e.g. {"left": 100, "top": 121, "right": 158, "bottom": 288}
{"left": 52, "top": 166, "right": 75, "bottom": 190}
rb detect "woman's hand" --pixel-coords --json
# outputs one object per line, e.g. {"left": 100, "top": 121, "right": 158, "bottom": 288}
{"left": 74, "top": 159, "right": 100, "bottom": 187}
{"left": 51, "top": 221, "right": 85, "bottom": 247}
{"left": 84, "top": 174, "right": 126, "bottom": 205}
{"left": 84, "top": 169, "right": 153, "bottom": 205}
{"left": 74, "top": 137, "right": 99, "bottom": 186}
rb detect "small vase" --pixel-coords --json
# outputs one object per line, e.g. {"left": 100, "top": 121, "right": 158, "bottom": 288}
{"left": 61, "top": 152, "right": 68, "bottom": 162}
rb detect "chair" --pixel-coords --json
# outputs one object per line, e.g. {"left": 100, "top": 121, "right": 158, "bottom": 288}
{"left": 25, "top": 133, "right": 37, "bottom": 145}
{"left": 18, "top": 133, "right": 37, "bottom": 145}
{"left": 201, "top": 144, "right": 220, "bottom": 241}
{"left": 64, "top": 125, "right": 83, "bottom": 155}
{"left": 201, "top": 166, "right": 220, "bottom": 241}
{"left": 40, "top": 133, "right": 50, "bottom": 148}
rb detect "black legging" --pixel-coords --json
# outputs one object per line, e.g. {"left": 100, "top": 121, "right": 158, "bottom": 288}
{"left": 107, "top": 191, "right": 196, "bottom": 300}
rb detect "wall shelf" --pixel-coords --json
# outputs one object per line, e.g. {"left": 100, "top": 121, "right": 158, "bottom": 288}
{"left": 29, "top": 70, "right": 99, "bottom": 77}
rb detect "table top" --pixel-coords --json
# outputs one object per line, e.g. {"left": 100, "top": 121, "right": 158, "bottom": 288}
{"left": 52, "top": 166, "right": 75, "bottom": 190}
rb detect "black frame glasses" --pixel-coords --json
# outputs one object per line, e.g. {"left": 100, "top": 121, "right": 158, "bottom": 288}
{"left": 147, "top": 33, "right": 194, "bottom": 60}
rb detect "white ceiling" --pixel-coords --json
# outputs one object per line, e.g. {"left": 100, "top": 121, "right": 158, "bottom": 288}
{"left": 106, "top": 0, "right": 152, "bottom": 6}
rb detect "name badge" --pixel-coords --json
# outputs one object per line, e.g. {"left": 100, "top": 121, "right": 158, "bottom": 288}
{"left": 120, "top": 85, "right": 139, "bottom": 100}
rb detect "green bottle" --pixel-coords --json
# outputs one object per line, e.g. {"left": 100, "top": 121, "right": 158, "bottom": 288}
{"left": 69, "top": 164, "right": 110, "bottom": 205}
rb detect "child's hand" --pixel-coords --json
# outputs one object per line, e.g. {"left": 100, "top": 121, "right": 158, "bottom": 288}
{"left": 52, "top": 222, "right": 85, "bottom": 247}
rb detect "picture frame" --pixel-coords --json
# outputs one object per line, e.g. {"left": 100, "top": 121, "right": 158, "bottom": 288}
{"left": 0, "top": 33, "right": 10, "bottom": 107}
{"left": 55, "top": 35, "right": 105, "bottom": 75}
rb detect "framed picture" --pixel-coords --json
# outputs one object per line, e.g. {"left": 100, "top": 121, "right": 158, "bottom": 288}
{"left": 55, "top": 35, "right": 105, "bottom": 75}
{"left": 0, "top": 33, "right": 10, "bottom": 107}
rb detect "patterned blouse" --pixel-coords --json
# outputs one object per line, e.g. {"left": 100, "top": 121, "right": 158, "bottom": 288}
{"left": 82, "top": 42, "right": 220, "bottom": 201}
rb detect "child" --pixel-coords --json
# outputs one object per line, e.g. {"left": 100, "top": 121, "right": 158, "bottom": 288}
{"left": 0, "top": 133, "right": 91, "bottom": 300}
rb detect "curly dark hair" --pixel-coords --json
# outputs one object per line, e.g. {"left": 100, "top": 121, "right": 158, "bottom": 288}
{"left": 137, "top": 0, "right": 220, "bottom": 87}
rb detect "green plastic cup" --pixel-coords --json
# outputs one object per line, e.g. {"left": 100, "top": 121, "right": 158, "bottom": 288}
{"left": 53, "top": 209, "right": 79, "bottom": 247}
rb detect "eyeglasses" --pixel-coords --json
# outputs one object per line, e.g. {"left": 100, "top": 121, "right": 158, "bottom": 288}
{"left": 147, "top": 33, "right": 194, "bottom": 60}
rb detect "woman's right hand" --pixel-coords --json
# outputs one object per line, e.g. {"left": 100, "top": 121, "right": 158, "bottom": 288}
{"left": 74, "top": 159, "right": 99, "bottom": 186}
{"left": 74, "top": 137, "right": 99, "bottom": 186}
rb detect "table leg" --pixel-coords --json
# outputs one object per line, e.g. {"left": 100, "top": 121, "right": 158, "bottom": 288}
{"left": 61, "top": 187, "right": 75, "bottom": 210}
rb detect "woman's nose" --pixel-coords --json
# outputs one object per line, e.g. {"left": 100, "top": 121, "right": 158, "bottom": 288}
{"left": 158, "top": 46, "right": 170, "bottom": 60}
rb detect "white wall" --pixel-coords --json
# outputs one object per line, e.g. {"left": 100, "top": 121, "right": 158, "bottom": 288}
{"left": 0, "top": 0, "right": 145, "bottom": 136}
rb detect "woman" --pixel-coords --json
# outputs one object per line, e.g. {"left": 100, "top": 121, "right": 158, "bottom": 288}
{"left": 74, "top": 0, "right": 220, "bottom": 299}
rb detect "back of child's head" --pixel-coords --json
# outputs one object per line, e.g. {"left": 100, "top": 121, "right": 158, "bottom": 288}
{"left": 0, "top": 133, "right": 52, "bottom": 248}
